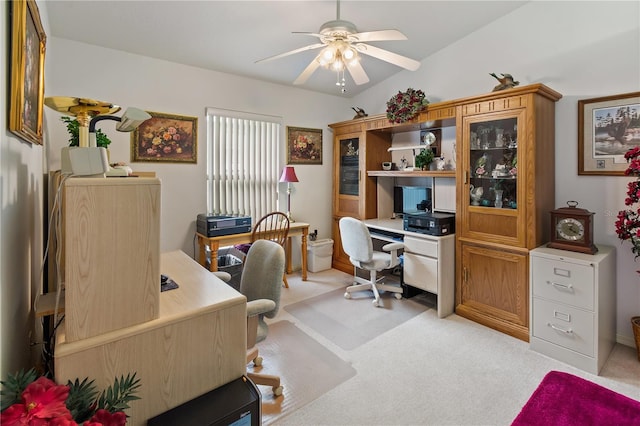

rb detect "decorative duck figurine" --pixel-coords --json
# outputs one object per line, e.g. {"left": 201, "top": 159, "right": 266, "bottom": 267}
{"left": 470, "top": 185, "right": 483, "bottom": 206}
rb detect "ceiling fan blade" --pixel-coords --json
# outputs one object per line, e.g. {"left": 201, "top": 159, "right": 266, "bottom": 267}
{"left": 294, "top": 57, "right": 321, "bottom": 85}
{"left": 291, "top": 32, "right": 324, "bottom": 38}
{"left": 355, "top": 43, "right": 421, "bottom": 71}
{"left": 347, "top": 61, "right": 370, "bottom": 85}
{"left": 255, "top": 43, "right": 324, "bottom": 63}
{"left": 351, "top": 29, "right": 407, "bottom": 42}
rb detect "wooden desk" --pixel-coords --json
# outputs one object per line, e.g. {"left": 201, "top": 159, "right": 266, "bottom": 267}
{"left": 54, "top": 251, "right": 247, "bottom": 425}
{"left": 196, "top": 222, "right": 309, "bottom": 281}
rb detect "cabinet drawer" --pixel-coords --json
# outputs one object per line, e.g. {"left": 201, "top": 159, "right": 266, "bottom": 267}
{"left": 403, "top": 252, "right": 438, "bottom": 293}
{"left": 531, "top": 257, "right": 594, "bottom": 310}
{"left": 403, "top": 236, "right": 438, "bottom": 258}
{"left": 532, "top": 298, "right": 595, "bottom": 357}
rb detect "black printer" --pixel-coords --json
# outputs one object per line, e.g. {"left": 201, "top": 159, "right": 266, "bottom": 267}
{"left": 403, "top": 212, "right": 455, "bottom": 236}
{"left": 196, "top": 214, "right": 252, "bottom": 237}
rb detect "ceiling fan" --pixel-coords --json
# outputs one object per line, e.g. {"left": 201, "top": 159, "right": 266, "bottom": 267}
{"left": 256, "top": 0, "right": 420, "bottom": 91}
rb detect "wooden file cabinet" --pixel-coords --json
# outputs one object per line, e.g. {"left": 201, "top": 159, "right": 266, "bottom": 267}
{"left": 529, "top": 245, "right": 616, "bottom": 375}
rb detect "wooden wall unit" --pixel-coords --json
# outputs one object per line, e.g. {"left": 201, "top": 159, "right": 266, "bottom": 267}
{"left": 329, "top": 84, "right": 562, "bottom": 341}
{"left": 455, "top": 85, "right": 562, "bottom": 341}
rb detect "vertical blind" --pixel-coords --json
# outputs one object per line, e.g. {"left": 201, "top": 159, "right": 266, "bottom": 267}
{"left": 206, "top": 108, "right": 282, "bottom": 223}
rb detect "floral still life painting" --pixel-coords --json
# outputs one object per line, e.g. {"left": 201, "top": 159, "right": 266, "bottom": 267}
{"left": 287, "top": 127, "right": 322, "bottom": 165}
{"left": 1, "top": 369, "right": 140, "bottom": 426}
{"left": 132, "top": 111, "right": 197, "bottom": 163}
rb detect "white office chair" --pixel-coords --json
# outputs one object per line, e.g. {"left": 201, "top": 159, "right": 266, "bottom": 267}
{"left": 339, "top": 216, "right": 404, "bottom": 307}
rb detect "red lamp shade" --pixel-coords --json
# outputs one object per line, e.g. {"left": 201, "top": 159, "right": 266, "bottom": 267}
{"left": 279, "top": 166, "right": 299, "bottom": 183}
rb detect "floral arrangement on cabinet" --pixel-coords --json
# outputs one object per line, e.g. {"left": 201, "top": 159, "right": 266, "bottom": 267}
{"left": 386, "top": 88, "right": 429, "bottom": 124}
{"left": 1, "top": 369, "right": 140, "bottom": 426}
{"left": 616, "top": 146, "right": 640, "bottom": 266}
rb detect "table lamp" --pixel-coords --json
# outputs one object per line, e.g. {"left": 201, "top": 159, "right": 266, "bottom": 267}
{"left": 279, "top": 166, "right": 299, "bottom": 221}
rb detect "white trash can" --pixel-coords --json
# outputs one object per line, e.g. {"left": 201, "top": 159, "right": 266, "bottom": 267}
{"left": 307, "top": 239, "right": 333, "bottom": 272}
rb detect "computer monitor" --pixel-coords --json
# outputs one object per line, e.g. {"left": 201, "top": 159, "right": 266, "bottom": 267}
{"left": 393, "top": 186, "right": 432, "bottom": 216}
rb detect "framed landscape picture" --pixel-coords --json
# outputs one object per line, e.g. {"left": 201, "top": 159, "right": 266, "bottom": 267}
{"left": 9, "top": 0, "right": 46, "bottom": 145}
{"left": 287, "top": 126, "right": 322, "bottom": 165}
{"left": 578, "top": 92, "right": 640, "bottom": 176}
{"left": 132, "top": 111, "right": 197, "bottom": 163}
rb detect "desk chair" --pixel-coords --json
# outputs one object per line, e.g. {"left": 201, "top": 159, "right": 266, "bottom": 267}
{"left": 241, "top": 239, "right": 285, "bottom": 396}
{"left": 339, "top": 216, "right": 404, "bottom": 307}
{"left": 236, "top": 212, "right": 290, "bottom": 288}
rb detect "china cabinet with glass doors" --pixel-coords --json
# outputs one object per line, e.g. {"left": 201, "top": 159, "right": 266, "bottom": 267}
{"left": 330, "top": 120, "right": 391, "bottom": 273}
{"left": 455, "top": 84, "right": 562, "bottom": 341}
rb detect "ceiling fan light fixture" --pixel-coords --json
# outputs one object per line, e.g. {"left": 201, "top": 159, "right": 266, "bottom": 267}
{"left": 343, "top": 46, "right": 356, "bottom": 60}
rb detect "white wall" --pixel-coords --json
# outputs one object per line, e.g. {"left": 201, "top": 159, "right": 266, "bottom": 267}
{"left": 353, "top": 1, "right": 640, "bottom": 345}
{"left": 44, "top": 38, "right": 350, "bottom": 262}
{"left": 0, "top": 0, "right": 49, "bottom": 378}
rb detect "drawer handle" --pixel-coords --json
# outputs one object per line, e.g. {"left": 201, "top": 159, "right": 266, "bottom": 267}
{"left": 547, "top": 280, "right": 574, "bottom": 292}
{"left": 548, "top": 322, "right": 573, "bottom": 334}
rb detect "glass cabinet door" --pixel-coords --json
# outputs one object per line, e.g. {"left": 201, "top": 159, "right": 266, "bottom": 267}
{"left": 468, "top": 117, "right": 518, "bottom": 209}
{"left": 339, "top": 137, "right": 359, "bottom": 196}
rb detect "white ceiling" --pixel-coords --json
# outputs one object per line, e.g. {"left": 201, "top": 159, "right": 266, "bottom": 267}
{"left": 45, "top": 1, "right": 527, "bottom": 97}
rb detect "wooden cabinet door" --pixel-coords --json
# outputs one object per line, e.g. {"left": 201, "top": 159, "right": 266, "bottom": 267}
{"left": 331, "top": 216, "right": 354, "bottom": 274}
{"left": 456, "top": 242, "right": 530, "bottom": 341}
{"left": 458, "top": 108, "right": 527, "bottom": 247}
{"left": 334, "top": 132, "right": 362, "bottom": 218}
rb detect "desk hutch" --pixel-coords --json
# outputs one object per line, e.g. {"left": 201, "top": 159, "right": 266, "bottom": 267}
{"left": 329, "top": 84, "right": 562, "bottom": 341}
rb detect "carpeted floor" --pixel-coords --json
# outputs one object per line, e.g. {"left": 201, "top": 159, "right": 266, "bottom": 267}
{"left": 248, "top": 320, "right": 356, "bottom": 425}
{"left": 259, "top": 268, "right": 640, "bottom": 425}
{"left": 284, "top": 287, "right": 433, "bottom": 350}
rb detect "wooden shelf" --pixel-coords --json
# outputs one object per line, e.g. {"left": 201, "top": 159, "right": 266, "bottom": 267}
{"left": 367, "top": 170, "right": 456, "bottom": 178}
{"left": 35, "top": 291, "right": 65, "bottom": 318}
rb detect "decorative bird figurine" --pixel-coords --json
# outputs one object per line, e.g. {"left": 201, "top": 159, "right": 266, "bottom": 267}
{"left": 490, "top": 73, "right": 520, "bottom": 91}
{"left": 352, "top": 107, "right": 368, "bottom": 119}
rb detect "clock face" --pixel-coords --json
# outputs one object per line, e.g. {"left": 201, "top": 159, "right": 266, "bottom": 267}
{"left": 421, "top": 131, "right": 436, "bottom": 146}
{"left": 556, "top": 217, "right": 585, "bottom": 241}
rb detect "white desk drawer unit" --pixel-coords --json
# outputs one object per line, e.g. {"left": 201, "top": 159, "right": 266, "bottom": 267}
{"left": 365, "top": 219, "right": 455, "bottom": 318}
{"left": 529, "top": 245, "right": 616, "bottom": 375}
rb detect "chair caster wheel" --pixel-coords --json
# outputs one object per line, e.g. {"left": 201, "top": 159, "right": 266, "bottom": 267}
{"left": 273, "top": 385, "right": 283, "bottom": 396}
{"left": 394, "top": 293, "right": 402, "bottom": 300}
{"left": 253, "top": 356, "right": 263, "bottom": 367}
{"left": 344, "top": 292, "right": 351, "bottom": 299}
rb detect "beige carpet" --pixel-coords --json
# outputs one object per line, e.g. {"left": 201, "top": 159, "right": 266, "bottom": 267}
{"left": 284, "top": 287, "right": 433, "bottom": 350}
{"left": 249, "top": 320, "right": 356, "bottom": 425}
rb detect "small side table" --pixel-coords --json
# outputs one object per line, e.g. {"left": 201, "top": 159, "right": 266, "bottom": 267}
{"left": 196, "top": 222, "right": 309, "bottom": 281}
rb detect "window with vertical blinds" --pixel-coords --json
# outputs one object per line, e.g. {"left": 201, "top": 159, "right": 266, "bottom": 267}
{"left": 206, "top": 108, "right": 282, "bottom": 223}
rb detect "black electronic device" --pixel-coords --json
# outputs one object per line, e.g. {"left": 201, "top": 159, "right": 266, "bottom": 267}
{"left": 393, "top": 186, "right": 432, "bottom": 216}
{"left": 148, "top": 375, "right": 261, "bottom": 426}
{"left": 196, "top": 214, "right": 252, "bottom": 237}
{"left": 403, "top": 212, "right": 455, "bottom": 236}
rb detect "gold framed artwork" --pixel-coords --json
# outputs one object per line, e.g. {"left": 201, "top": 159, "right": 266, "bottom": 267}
{"left": 131, "top": 111, "right": 197, "bottom": 163}
{"left": 287, "top": 126, "right": 322, "bottom": 165}
{"left": 9, "top": 0, "right": 47, "bottom": 145}
{"left": 578, "top": 91, "right": 640, "bottom": 176}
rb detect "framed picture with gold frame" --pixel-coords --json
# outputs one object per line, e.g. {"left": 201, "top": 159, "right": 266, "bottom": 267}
{"left": 9, "top": 0, "right": 47, "bottom": 145}
{"left": 131, "top": 111, "right": 198, "bottom": 163}
{"left": 578, "top": 91, "right": 640, "bottom": 176}
{"left": 287, "top": 126, "right": 322, "bottom": 165}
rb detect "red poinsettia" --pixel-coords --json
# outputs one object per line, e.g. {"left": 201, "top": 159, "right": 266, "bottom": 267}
{"left": 1, "top": 377, "right": 76, "bottom": 425}
{"left": 615, "top": 146, "right": 640, "bottom": 266}
{"left": 83, "top": 409, "right": 126, "bottom": 426}
{"left": 1, "top": 369, "right": 139, "bottom": 426}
